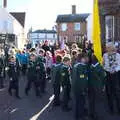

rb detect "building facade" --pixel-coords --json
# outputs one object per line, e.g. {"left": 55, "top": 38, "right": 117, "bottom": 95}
{"left": 28, "top": 29, "right": 57, "bottom": 47}
{"left": 56, "top": 5, "right": 89, "bottom": 45}
{"left": 0, "top": 7, "right": 26, "bottom": 50}
{"left": 99, "top": 0, "right": 120, "bottom": 44}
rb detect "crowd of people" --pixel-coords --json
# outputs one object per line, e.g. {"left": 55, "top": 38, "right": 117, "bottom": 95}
{"left": 0, "top": 40, "right": 120, "bottom": 120}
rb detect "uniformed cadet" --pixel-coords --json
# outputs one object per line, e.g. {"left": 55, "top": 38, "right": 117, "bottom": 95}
{"left": 35, "top": 54, "right": 46, "bottom": 95}
{"left": 51, "top": 55, "right": 62, "bottom": 106}
{"left": 0, "top": 55, "right": 4, "bottom": 89}
{"left": 72, "top": 53, "right": 88, "bottom": 120}
{"left": 88, "top": 55, "right": 106, "bottom": 120}
{"left": 37, "top": 49, "right": 46, "bottom": 93}
{"left": 25, "top": 53, "right": 40, "bottom": 97}
{"left": 37, "top": 49, "right": 46, "bottom": 63}
{"left": 60, "top": 55, "right": 71, "bottom": 112}
{"left": 8, "top": 56, "right": 20, "bottom": 99}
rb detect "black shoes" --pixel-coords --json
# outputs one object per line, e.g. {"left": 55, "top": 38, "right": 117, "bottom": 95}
{"left": 16, "top": 95, "right": 21, "bottom": 99}
{"left": 25, "top": 90, "right": 28, "bottom": 96}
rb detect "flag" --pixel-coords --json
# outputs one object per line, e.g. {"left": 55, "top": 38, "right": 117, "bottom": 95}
{"left": 92, "top": 0, "right": 102, "bottom": 64}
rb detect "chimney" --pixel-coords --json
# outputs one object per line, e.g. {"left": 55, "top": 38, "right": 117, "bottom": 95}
{"left": 72, "top": 5, "right": 76, "bottom": 14}
{"left": 3, "top": 0, "right": 7, "bottom": 8}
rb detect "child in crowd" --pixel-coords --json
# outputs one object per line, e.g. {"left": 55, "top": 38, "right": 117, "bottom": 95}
{"left": 25, "top": 54, "right": 39, "bottom": 97}
{"left": 51, "top": 55, "right": 63, "bottom": 106}
{"left": 72, "top": 53, "right": 88, "bottom": 120}
{"left": 8, "top": 56, "right": 20, "bottom": 99}
{"left": 45, "top": 51, "right": 53, "bottom": 80}
{"left": 60, "top": 55, "right": 72, "bottom": 112}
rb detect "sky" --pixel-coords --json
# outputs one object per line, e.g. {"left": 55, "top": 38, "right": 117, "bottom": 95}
{"left": 0, "top": 0, "right": 93, "bottom": 31}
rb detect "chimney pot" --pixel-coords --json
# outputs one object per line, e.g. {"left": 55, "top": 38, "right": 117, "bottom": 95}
{"left": 3, "top": 0, "right": 7, "bottom": 8}
{"left": 72, "top": 5, "right": 76, "bottom": 14}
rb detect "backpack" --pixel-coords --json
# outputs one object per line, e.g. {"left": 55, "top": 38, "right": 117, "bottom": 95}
{"left": 72, "top": 63, "right": 88, "bottom": 92}
{"left": 60, "top": 65, "right": 70, "bottom": 86}
{"left": 51, "top": 63, "right": 62, "bottom": 86}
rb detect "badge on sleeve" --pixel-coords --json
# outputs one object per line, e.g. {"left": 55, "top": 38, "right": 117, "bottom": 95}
{"left": 80, "top": 74, "right": 85, "bottom": 78}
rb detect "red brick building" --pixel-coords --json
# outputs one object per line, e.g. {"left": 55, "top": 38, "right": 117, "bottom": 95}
{"left": 56, "top": 6, "right": 89, "bottom": 44}
{"left": 99, "top": 0, "right": 120, "bottom": 44}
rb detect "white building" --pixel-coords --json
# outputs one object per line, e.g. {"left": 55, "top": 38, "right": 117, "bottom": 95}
{"left": 0, "top": 7, "right": 26, "bottom": 50}
{"left": 28, "top": 29, "right": 57, "bottom": 47}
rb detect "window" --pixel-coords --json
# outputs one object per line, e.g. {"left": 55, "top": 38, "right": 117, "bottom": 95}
{"left": 61, "top": 23, "right": 67, "bottom": 31}
{"left": 74, "top": 23, "right": 80, "bottom": 31}
{"left": 105, "top": 16, "right": 114, "bottom": 42}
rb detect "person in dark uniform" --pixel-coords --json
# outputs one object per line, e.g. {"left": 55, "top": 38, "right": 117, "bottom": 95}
{"left": 8, "top": 56, "right": 20, "bottom": 99}
{"left": 72, "top": 53, "right": 88, "bottom": 120}
{"left": 35, "top": 54, "right": 46, "bottom": 95}
{"left": 25, "top": 53, "right": 40, "bottom": 97}
{"left": 60, "top": 56, "right": 71, "bottom": 112}
{"left": 88, "top": 55, "right": 106, "bottom": 120}
{"left": 51, "top": 55, "right": 62, "bottom": 106}
{"left": 36, "top": 49, "right": 46, "bottom": 93}
{"left": 0, "top": 55, "right": 4, "bottom": 89}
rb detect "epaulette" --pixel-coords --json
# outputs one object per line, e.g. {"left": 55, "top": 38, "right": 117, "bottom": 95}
{"left": 53, "top": 63, "right": 61, "bottom": 67}
{"left": 74, "top": 63, "right": 86, "bottom": 68}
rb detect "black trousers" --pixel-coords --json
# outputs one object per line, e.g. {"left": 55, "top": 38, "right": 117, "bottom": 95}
{"left": 105, "top": 72, "right": 120, "bottom": 113}
{"left": 8, "top": 81, "right": 19, "bottom": 97}
{"left": 62, "top": 85, "right": 71, "bottom": 108}
{"left": 0, "top": 77, "right": 4, "bottom": 88}
{"left": 74, "top": 91, "right": 86, "bottom": 119}
{"left": 25, "top": 79, "right": 40, "bottom": 96}
{"left": 53, "top": 84, "right": 60, "bottom": 105}
{"left": 46, "top": 67, "right": 51, "bottom": 80}
{"left": 88, "top": 86, "right": 103, "bottom": 117}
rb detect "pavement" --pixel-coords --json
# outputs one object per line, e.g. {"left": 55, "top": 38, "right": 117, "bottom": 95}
{"left": 0, "top": 75, "right": 120, "bottom": 120}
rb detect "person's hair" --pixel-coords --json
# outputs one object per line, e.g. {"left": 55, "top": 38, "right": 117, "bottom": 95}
{"left": 30, "top": 48, "right": 36, "bottom": 52}
{"left": 9, "top": 56, "right": 16, "bottom": 61}
{"left": 72, "top": 50, "right": 78, "bottom": 56}
{"left": 39, "top": 49, "right": 45, "bottom": 54}
{"left": 77, "top": 53, "right": 86, "bottom": 62}
{"left": 106, "top": 42, "right": 116, "bottom": 52}
{"left": 91, "top": 54, "right": 98, "bottom": 63}
{"left": 56, "top": 55, "right": 62, "bottom": 63}
{"left": 30, "top": 53, "right": 36, "bottom": 58}
{"left": 72, "top": 43, "right": 78, "bottom": 49}
{"left": 46, "top": 51, "right": 52, "bottom": 56}
{"left": 63, "top": 55, "right": 71, "bottom": 62}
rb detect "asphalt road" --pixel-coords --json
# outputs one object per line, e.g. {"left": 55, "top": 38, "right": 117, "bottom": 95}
{"left": 0, "top": 75, "right": 120, "bottom": 120}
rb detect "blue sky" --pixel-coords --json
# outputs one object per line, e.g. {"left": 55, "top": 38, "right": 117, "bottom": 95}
{"left": 0, "top": 0, "right": 93, "bottom": 31}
